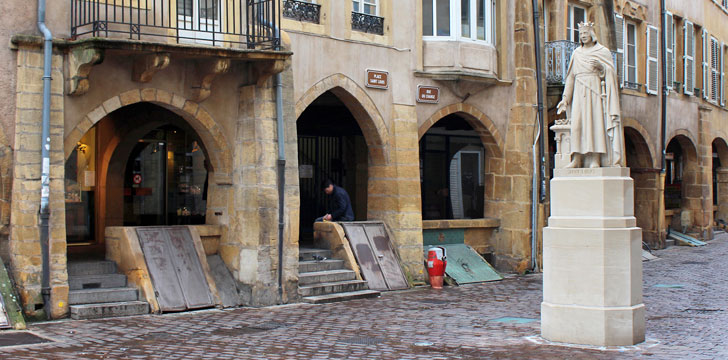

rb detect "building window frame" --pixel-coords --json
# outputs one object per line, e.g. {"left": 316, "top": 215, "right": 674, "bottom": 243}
{"left": 422, "top": 0, "right": 495, "bottom": 45}
{"left": 353, "top": 0, "right": 379, "bottom": 16}
{"left": 625, "top": 20, "right": 638, "bottom": 86}
{"left": 567, "top": 3, "right": 587, "bottom": 42}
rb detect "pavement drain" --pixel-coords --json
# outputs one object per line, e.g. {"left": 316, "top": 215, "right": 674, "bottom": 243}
{"left": 488, "top": 317, "right": 538, "bottom": 324}
{"left": 682, "top": 308, "right": 724, "bottom": 314}
{"left": 681, "top": 261, "right": 708, "bottom": 265}
{"left": 652, "top": 284, "right": 685, "bottom": 288}
{"left": 339, "top": 336, "right": 386, "bottom": 345}
{"left": 211, "top": 322, "right": 288, "bottom": 336}
{"left": 0, "top": 332, "right": 53, "bottom": 347}
{"left": 417, "top": 299, "right": 450, "bottom": 305}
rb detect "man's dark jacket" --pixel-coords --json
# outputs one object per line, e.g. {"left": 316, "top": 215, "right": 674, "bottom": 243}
{"left": 328, "top": 185, "right": 354, "bottom": 221}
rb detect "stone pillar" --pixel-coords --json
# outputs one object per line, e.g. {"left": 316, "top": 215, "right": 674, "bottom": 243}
{"left": 542, "top": 168, "right": 645, "bottom": 346}
{"left": 716, "top": 168, "right": 728, "bottom": 223}
{"left": 9, "top": 46, "right": 68, "bottom": 319}
{"left": 631, "top": 169, "right": 662, "bottom": 248}
{"left": 695, "top": 105, "right": 714, "bottom": 239}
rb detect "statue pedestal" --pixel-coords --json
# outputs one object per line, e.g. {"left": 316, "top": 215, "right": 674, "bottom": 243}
{"left": 542, "top": 167, "right": 645, "bottom": 346}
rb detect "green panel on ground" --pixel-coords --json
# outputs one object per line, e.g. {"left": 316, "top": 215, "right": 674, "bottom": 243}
{"left": 423, "top": 244, "right": 502, "bottom": 284}
{"left": 422, "top": 229, "right": 465, "bottom": 246}
{"left": 0, "top": 260, "right": 25, "bottom": 329}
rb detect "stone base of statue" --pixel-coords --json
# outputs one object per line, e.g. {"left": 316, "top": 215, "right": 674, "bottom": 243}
{"left": 541, "top": 167, "right": 645, "bottom": 346}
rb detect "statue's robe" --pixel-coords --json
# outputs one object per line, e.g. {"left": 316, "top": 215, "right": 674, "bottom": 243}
{"left": 563, "top": 42, "right": 624, "bottom": 166}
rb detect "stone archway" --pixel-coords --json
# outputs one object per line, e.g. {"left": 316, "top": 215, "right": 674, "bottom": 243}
{"left": 665, "top": 133, "right": 701, "bottom": 234}
{"left": 624, "top": 126, "right": 659, "bottom": 246}
{"left": 712, "top": 138, "right": 728, "bottom": 224}
{"left": 296, "top": 74, "right": 390, "bottom": 165}
{"left": 64, "top": 89, "right": 232, "bottom": 184}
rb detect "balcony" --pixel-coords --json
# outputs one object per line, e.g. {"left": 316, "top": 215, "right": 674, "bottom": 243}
{"left": 351, "top": 12, "right": 384, "bottom": 35}
{"left": 70, "top": 0, "right": 280, "bottom": 50}
{"left": 282, "top": 0, "right": 321, "bottom": 24}
{"left": 545, "top": 40, "right": 578, "bottom": 85}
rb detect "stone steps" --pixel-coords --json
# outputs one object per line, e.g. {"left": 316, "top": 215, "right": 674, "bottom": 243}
{"left": 299, "top": 280, "right": 370, "bottom": 297}
{"left": 68, "top": 260, "right": 149, "bottom": 320}
{"left": 299, "top": 259, "right": 345, "bottom": 273}
{"left": 299, "top": 248, "right": 332, "bottom": 261}
{"left": 298, "top": 269, "right": 356, "bottom": 286}
{"left": 68, "top": 260, "right": 117, "bottom": 276}
{"left": 302, "top": 290, "right": 380, "bottom": 304}
{"left": 70, "top": 301, "right": 149, "bottom": 320}
{"left": 69, "top": 288, "right": 139, "bottom": 305}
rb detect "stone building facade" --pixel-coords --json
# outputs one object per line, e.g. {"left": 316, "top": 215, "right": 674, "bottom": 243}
{"left": 1, "top": 0, "right": 548, "bottom": 319}
{"left": 545, "top": 0, "right": 728, "bottom": 248}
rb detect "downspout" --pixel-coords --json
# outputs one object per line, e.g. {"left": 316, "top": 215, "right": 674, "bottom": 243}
{"left": 659, "top": 0, "right": 667, "bottom": 171}
{"left": 37, "top": 0, "right": 53, "bottom": 319}
{"left": 530, "top": 0, "right": 546, "bottom": 272}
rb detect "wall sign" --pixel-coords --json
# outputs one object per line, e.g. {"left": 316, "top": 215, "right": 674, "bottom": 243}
{"left": 366, "top": 69, "right": 389, "bottom": 89}
{"left": 417, "top": 85, "right": 440, "bottom": 103}
{"left": 133, "top": 174, "right": 143, "bottom": 185}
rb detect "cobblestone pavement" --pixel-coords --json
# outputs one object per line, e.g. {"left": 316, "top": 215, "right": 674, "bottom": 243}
{"left": 3, "top": 235, "right": 728, "bottom": 359}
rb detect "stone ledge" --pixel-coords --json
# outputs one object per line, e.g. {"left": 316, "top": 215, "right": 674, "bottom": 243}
{"left": 422, "top": 218, "right": 499, "bottom": 230}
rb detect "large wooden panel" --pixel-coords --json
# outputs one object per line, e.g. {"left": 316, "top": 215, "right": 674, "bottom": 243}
{"left": 364, "top": 224, "right": 409, "bottom": 290}
{"left": 136, "top": 228, "right": 187, "bottom": 312}
{"left": 341, "top": 224, "right": 387, "bottom": 290}
{"left": 166, "top": 227, "right": 214, "bottom": 309}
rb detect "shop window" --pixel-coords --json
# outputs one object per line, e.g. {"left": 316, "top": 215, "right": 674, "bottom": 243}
{"left": 420, "top": 116, "right": 485, "bottom": 220}
{"left": 422, "top": 0, "right": 494, "bottom": 43}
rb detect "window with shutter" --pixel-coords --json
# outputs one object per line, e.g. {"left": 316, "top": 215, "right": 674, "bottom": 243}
{"left": 665, "top": 12, "right": 674, "bottom": 91}
{"left": 711, "top": 37, "right": 720, "bottom": 102}
{"left": 683, "top": 21, "right": 695, "bottom": 96}
{"left": 626, "top": 21, "right": 637, "bottom": 86}
{"left": 703, "top": 29, "right": 709, "bottom": 100}
{"left": 721, "top": 42, "right": 725, "bottom": 106}
{"left": 615, "top": 13, "right": 625, "bottom": 87}
{"left": 646, "top": 25, "right": 659, "bottom": 95}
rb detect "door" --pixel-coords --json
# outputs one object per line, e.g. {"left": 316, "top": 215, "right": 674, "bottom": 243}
{"left": 177, "top": 0, "right": 223, "bottom": 45}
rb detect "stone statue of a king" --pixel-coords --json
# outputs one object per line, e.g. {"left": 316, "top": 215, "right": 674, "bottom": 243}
{"left": 557, "top": 21, "right": 624, "bottom": 168}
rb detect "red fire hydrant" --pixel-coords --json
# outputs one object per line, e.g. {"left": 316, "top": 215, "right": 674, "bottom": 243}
{"left": 425, "top": 246, "right": 447, "bottom": 289}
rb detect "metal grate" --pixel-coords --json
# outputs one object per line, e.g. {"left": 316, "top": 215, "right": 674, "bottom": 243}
{"left": 211, "top": 321, "right": 287, "bottom": 336}
{"left": 417, "top": 299, "right": 450, "bottom": 305}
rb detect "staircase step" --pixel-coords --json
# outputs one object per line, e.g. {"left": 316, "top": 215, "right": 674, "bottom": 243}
{"left": 302, "top": 290, "right": 380, "bottom": 304}
{"left": 70, "top": 301, "right": 149, "bottom": 320}
{"left": 69, "top": 288, "right": 139, "bottom": 305}
{"left": 299, "top": 248, "right": 332, "bottom": 261}
{"left": 298, "top": 269, "right": 356, "bottom": 286}
{"left": 68, "top": 261, "right": 118, "bottom": 276}
{"left": 299, "top": 280, "right": 369, "bottom": 297}
{"left": 299, "top": 259, "right": 345, "bottom": 273}
{"left": 69, "top": 274, "right": 127, "bottom": 290}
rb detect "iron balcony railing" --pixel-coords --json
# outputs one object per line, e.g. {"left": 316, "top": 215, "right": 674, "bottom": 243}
{"left": 71, "top": 0, "right": 280, "bottom": 50}
{"left": 351, "top": 11, "right": 384, "bottom": 35}
{"left": 282, "top": 0, "right": 320, "bottom": 24}
{"left": 545, "top": 40, "right": 579, "bottom": 85}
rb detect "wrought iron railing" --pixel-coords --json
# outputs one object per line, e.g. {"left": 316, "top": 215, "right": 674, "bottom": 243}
{"left": 545, "top": 40, "right": 578, "bottom": 85}
{"left": 624, "top": 81, "right": 643, "bottom": 91}
{"left": 282, "top": 0, "right": 320, "bottom": 24}
{"left": 70, "top": 0, "right": 280, "bottom": 50}
{"left": 351, "top": 11, "right": 384, "bottom": 35}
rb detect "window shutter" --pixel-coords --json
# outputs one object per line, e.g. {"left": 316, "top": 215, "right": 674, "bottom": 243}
{"left": 712, "top": 38, "right": 719, "bottom": 102}
{"left": 665, "top": 12, "right": 674, "bottom": 91}
{"left": 646, "top": 25, "right": 659, "bottom": 95}
{"left": 721, "top": 42, "right": 725, "bottom": 106}
{"left": 615, "top": 13, "right": 625, "bottom": 87}
{"left": 703, "top": 29, "right": 709, "bottom": 100}
{"left": 684, "top": 21, "right": 694, "bottom": 95}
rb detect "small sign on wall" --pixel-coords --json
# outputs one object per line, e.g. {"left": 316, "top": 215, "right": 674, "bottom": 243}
{"left": 366, "top": 69, "right": 389, "bottom": 89}
{"left": 417, "top": 85, "right": 440, "bottom": 103}
{"left": 299, "top": 165, "right": 314, "bottom": 179}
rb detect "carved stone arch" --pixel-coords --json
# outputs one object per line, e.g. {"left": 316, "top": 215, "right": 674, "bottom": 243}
{"left": 666, "top": 129, "right": 699, "bottom": 162}
{"left": 712, "top": 133, "right": 728, "bottom": 165}
{"left": 419, "top": 103, "right": 505, "bottom": 161}
{"left": 295, "top": 74, "right": 390, "bottom": 165}
{"left": 622, "top": 118, "right": 657, "bottom": 169}
{"left": 64, "top": 88, "right": 232, "bottom": 184}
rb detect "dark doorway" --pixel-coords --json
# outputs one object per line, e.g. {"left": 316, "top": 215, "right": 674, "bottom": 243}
{"left": 297, "top": 91, "right": 368, "bottom": 245}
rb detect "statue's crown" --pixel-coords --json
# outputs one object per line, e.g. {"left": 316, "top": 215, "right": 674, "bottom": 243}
{"left": 578, "top": 21, "right": 595, "bottom": 31}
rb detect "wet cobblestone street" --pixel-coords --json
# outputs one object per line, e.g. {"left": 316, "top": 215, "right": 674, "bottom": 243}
{"left": 3, "top": 234, "right": 728, "bottom": 359}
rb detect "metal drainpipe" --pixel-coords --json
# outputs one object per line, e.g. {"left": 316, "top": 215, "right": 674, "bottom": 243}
{"left": 530, "top": 0, "right": 546, "bottom": 272}
{"left": 659, "top": 0, "right": 667, "bottom": 172}
{"left": 37, "top": 0, "right": 53, "bottom": 319}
